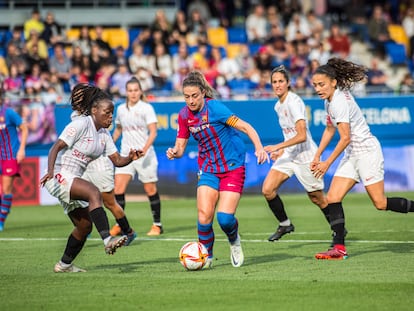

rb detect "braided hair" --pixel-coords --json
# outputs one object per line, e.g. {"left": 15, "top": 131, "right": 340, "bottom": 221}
{"left": 182, "top": 70, "right": 216, "bottom": 98}
{"left": 70, "top": 83, "right": 112, "bottom": 116}
{"left": 314, "top": 58, "right": 367, "bottom": 90}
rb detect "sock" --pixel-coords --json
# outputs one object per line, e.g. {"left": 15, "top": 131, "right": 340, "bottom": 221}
{"left": 267, "top": 195, "right": 289, "bottom": 223}
{"left": 89, "top": 207, "right": 110, "bottom": 240}
{"left": 116, "top": 216, "right": 132, "bottom": 234}
{"left": 61, "top": 234, "right": 86, "bottom": 264}
{"left": 115, "top": 194, "right": 126, "bottom": 210}
{"left": 198, "top": 222, "right": 214, "bottom": 258}
{"left": 217, "top": 212, "right": 238, "bottom": 243}
{"left": 321, "top": 206, "right": 330, "bottom": 223}
{"left": 149, "top": 192, "right": 161, "bottom": 224}
{"left": 386, "top": 197, "right": 414, "bottom": 213}
{"left": 0, "top": 194, "right": 12, "bottom": 217}
{"left": 328, "top": 202, "right": 346, "bottom": 246}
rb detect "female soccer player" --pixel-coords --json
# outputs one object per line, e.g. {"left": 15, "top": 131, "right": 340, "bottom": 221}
{"left": 262, "top": 66, "right": 330, "bottom": 242}
{"left": 70, "top": 84, "right": 136, "bottom": 246}
{"left": 0, "top": 85, "right": 28, "bottom": 231}
{"left": 40, "top": 84, "right": 142, "bottom": 272}
{"left": 111, "top": 77, "right": 163, "bottom": 237}
{"left": 311, "top": 58, "right": 414, "bottom": 260}
{"left": 166, "top": 71, "right": 269, "bottom": 268}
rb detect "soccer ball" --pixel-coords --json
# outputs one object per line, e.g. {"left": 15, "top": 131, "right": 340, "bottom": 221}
{"left": 179, "top": 241, "right": 209, "bottom": 270}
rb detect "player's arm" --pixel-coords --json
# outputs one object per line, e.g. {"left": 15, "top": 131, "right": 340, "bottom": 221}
{"left": 264, "top": 119, "right": 307, "bottom": 153}
{"left": 40, "top": 139, "right": 67, "bottom": 186}
{"left": 166, "top": 138, "right": 188, "bottom": 160}
{"left": 16, "top": 122, "right": 29, "bottom": 163}
{"left": 112, "top": 124, "right": 122, "bottom": 143}
{"left": 141, "top": 122, "right": 157, "bottom": 155}
{"left": 108, "top": 149, "right": 143, "bottom": 167}
{"left": 229, "top": 116, "right": 269, "bottom": 164}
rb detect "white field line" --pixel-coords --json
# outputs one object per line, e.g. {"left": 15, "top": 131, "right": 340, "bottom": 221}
{"left": 1, "top": 237, "right": 414, "bottom": 244}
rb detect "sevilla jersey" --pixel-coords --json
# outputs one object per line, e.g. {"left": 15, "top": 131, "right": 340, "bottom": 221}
{"left": 177, "top": 98, "right": 246, "bottom": 173}
{"left": 0, "top": 107, "right": 23, "bottom": 160}
{"left": 55, "top": 115, "right": 117, "bottom": 177}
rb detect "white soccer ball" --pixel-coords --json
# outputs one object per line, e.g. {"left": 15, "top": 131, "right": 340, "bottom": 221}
{"left": 179, "top": 241, "right": 209, "bottom": 271}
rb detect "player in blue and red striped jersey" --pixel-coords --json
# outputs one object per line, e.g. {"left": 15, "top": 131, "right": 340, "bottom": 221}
{"left": 166, "top": 71, "right": 269, "bottom": 268}
{"left": 0, "top": 84, "right": 28, "bottom": 231}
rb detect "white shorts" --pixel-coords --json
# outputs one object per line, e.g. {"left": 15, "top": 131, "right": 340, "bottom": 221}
{"left": 82, "top": 166, "right": 114, "bottom": 193}
{"left": 335, "top": 145, "right": 384, "bottom": 186}
{"left": 272, "top": 155, "right": 324, "bottom": 192}
{"left": 44, "top": 171, "right": 88, "bottom": 214}
{"left": 115, "top": 149, "right": 159, "bottom": 183}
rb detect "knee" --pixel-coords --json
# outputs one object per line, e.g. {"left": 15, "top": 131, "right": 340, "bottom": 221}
{"left": 308, "top": 192, "right": 327, "bottom": 207}
{"left": 373, "top": 199, "right": 387, "bottom": 210}
{"left": 262, "top": 184, "right": 275, "bottom": 200}
{"left": 217, "top": 212, "right": 235, "bottom": 230}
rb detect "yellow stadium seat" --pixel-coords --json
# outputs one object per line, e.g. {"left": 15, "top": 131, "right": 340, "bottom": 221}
{"left": 65, "top": 28, "right": 80, "bottom": 42}
{"left": 388, "top": 24, "right": 409, "bottom": 49}
{"left": 104, "top": 28, "right": 129, "bottom": 49}
{"left": 207, "top": 27, "right": 228, "bottom": 47}
{"left": 226, "top": 43, "right": 242, "bottom": 59}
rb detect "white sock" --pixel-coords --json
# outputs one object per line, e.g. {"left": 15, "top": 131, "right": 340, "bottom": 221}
{"left": 280, "top": 219, "right": 291, "bottom": 226}
{"left": 104, "top": 236, "right": 112, "bottom": 245}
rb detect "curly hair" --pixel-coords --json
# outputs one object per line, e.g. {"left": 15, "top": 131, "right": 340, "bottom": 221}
{"left": 70, "top": 83, "right": 111, "bottom": 116}
{"left": 314, "top": 58, "right": 367, "bottom": 90}
{"left": 182, "top": 70, "right": 216, "bottom": 98}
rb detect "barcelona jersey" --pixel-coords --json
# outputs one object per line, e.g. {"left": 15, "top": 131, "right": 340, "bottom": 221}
{"left": 177, "top": 98, "right": 246, "bottom": 173}
{"left": 0, "top": 107, "right": 23, "bottom": 160}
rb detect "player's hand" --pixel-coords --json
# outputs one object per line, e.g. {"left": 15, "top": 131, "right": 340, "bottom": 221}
{"left": 40, "top": 173, "right": 53, "bottom": 187}
{"left": 270, "top": 149, "right": 283, "bottom": 161}
{"left": 312, "top": 161, "right": 329, "bottom": 179}
{"left": 129, "top": 149, "right": 144, "bottom": 160}
{"left": 166, "top": 147, "right": 177, "bottom": 160}
{"left": 255, "top": 148, "right": 270, "bottom": 164}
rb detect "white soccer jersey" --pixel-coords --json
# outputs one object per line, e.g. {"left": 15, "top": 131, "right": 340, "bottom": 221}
{"left": 325, "top": 89, "right": 378, "bottom": 156}
{"left": 115, "top": 100, "right": 158, "bottom": 155}
{"left": 56, "top": 115, "right": 118, "bottom": 177}
{"left": 274, "top": 91, "right": 318, "bottom": 163}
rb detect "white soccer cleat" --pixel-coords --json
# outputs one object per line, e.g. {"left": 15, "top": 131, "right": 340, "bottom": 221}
{"left": 202, "top": 257, "right": 213, "bottom": 270}
{"left": 54, "top": 261, "right": 86, "bottom": 273}
{"left": 230, "top": 234, "right": 244, "bottom": 268}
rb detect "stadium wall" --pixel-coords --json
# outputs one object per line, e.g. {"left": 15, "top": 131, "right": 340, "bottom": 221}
{"left": 10, "top": 95, "right": 414, "bottom": 205}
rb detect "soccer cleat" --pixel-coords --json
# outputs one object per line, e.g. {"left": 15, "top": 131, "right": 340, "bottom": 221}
{"left": 0, "top": 222, "right": 3, "bottom": 232}
{"left": 315, "top": 247, "right": 348, "bottom": 260}
{"left": 203, "top": 257, "right": 213, "bottom": 270}
{"left": 109, "top": 224, "right": 121, "bottom": 236}
{"left": 230, "top": 234, "right": 244, "bottom": 267}
{"left": 125, "top": 230, "right": 137, "bottom": 246}
{"left": 330, "top": 229, "right": 348, "bottom": 247}
{"left": 147, "top": 224, "right": 163, "bottom": 236}
{"left": 54, "top": 262, "right": 86, "bottom": 273}
{"left": 268, "top": 224, "right": 295, "bottom": 241}
{"left": 105, "top": 235, "right": 128, "bottom": 255}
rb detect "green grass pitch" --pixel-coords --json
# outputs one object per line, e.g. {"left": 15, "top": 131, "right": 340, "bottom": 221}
{"left": 1, "top": 192, "right": 414, "bottom": 311}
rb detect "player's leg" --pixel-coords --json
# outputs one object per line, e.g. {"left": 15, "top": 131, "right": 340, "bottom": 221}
{"left": 366, "top": 181, "right": 414, "bottom": 213}
{"left": 0, "top": 160, "right": 19, "bottom": 231}
{"left": 113, "top": 169, "right": 133, "bottom": 236}
{"left": 262, "top": 162, "right": 293, "bottom": 241}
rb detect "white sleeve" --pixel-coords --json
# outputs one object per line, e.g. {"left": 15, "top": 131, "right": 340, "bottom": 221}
{"left": 288, "top": 95, "right": 306, "bottom": 123}
{"left": 59, "top": 118, "right": 85, "bottom": 148}
{"left": 145, "top": 104, "right": 158, "bottom": 125}
{"left": 332, "top": 95, "right": 350, "bottom": 123}
{"left": 102, "top": 130, "right": 119, "bottom": 156}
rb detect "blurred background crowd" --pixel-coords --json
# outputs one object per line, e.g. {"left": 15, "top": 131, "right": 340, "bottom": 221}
{"left": 0, "top": 0, "right": 414, "bottom": 111}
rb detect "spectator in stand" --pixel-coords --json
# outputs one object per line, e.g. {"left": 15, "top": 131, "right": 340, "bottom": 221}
{"left": 285, "top": 12, "right": 311, "bottom": 43}
{"left": 289, "top": 40, "right": 310, "bottom": 78}
{"left": 49, "top": 72, "right": 65, "bottom": 97}
{"left": 149, "top": 43, "right": 173, "bottom": 89}
{"left": 6, "top": 43, "right": 28, "bottom": 77}
{"left": 231, "top": 0, "right": 249, "bottom": 27}
{"left": 73, "top": 25, "right": 92, "bottom": 56}
{"left": 210, "top": 0, "right": 233, "bottom": 27}
{"left": 367, "top": 5, "right": 392, "bottom": 59}
{"left": 191, "top": 42, "right": 209, "bottom": 72}
{"left": 9, "top": 26, "right": 26, "bottom": 53}
{"left": 214, "top": 73, "right": 231, "bottom": 99}
{"left": 25, "top": 63, "right": 43, "bottom": 94}
{"left": 112, "top": 46, "right": 129, "bottom": 69}
{"left": 24, "top": 8, "right": 44, "bottom": 40}
{"left": 366, "top": 57, "right": 392, "bottom": 93}
{"left": 186, "top": 0, "right": 211, "bottom": 22}
{"left": 210, "top": 46, "right": 241, "bottom": 83}
{"left": 398, "top": 72, "right": 414, "bottom": 94}
{"left": 3, "top": 63, "right": 24, "bottom": 102}
{"left": 345, "top": 0, "right": 369, "bottom": 43}
{"left": 0, "top": 55, "right": 8, "bottom": 81}
{"left": 69, "top": 63, "right": 89, "bottom": 90}
{"left": 252, "top": 70, "right": 272, "bottom": 98}
{"left": 402, "top": 7, "right": 414, "bottom": 58}
{"left": 110, "top": 62, "right": 132, "bottom": 97}
{"left": 306, "top": 9, "right": 324, "bottom": 39}
{"left": 128, "top": 43, "right": 151, "bottom": 74}
{"left": 308, "top": 41, "right": 331, "bottom": 65}
{"left": 327, "top": 24, "right": 351, "bottom": 59}
{"left": 172, "top": 60, "right": 191, "bottom": 92}
{"left": 94, "top": 25, "right": 112, "bottom": 57}
{"left": 25, "top": 40, "right": 49, "bottom": 73}
{"left": 266, "top": 5, "right": 284, "bottom": 36}
{"left": 25, "top": 29, "right": 48, "bottom": 60}
{"left": 171, "top": 10, "right": 189, "bottom": 45}
{"left": 88, "top": 41, "right": 103, "bottom": 82}
{"left": 269, "top": 36, "right": 290, "bottom": 68}
{"left": 49, "top": 43, "right": 72, "bottom": 93}
{"left": 151, "top": 9, "right": 172, "bottom": 46}
{"left": 245, "top": 4, "right": 268, "bottom": 44}
{"left": 186, "top": 8, "right": 208, "bottom": 45}
{"left": 70, "top": 44, "right": 83, "bottom": 68}
{"left": 149, "top": 29, "right": 169, "bottom": 55}
{"left": 254, "top": 46, "right": 273, "bottom": 80}
{"left": 234, "top": 43, "right": 257, "bottom": 82}
{"left": 41, "top": 11, "right": 64, "bottom": 47}
{"left": 172, "top": 42, "right": 192, "bottom": 73}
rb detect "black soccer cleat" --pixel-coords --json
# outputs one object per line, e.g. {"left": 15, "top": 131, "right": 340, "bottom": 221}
{"left": 268, "top": 224, "right": 295, "bottom": 241}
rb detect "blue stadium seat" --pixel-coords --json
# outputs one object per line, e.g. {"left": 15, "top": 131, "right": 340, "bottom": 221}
{"left": 385, "top": 42, "right": 407, "bottom": 65}
{"left": 227, "top": 27, "right": 247, "bottom": 44}
{"left": 128, "top": 28, "right": 141, "bottom": 49}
